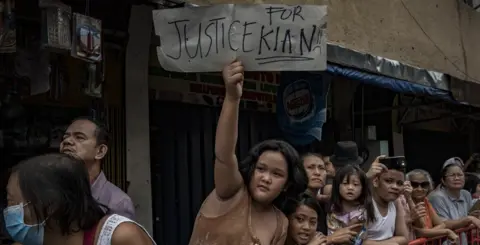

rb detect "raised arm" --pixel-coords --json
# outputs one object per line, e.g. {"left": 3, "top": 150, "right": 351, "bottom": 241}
{"left": 214, "top": 61, "right": 245, "bottom": 200}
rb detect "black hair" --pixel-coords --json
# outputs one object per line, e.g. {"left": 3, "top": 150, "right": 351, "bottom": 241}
{"left": 330, "top": 164, "right": 376, "bottom": 223}
{"left": 11, "top": 153, "right": 108, "bottom": 235}
{"left": 282, "top": 193, "right": 322, "bottom": 217}
{"left": 464, "top": 174, "right": 480, "bottom": 194}
{"left": 238, "top": 139, "right": 308, "bottom": 208}
{"left": 71, "top": 116, "right": 109, "bottom": 146}
{"left": 301, "top": 152, "right": 323, "bottom": 161}
{"left": 282, "top": 192, "right": 327, "bottom": 234}
{"left": 301, "top": 153, "right": 331, "bottom": 169}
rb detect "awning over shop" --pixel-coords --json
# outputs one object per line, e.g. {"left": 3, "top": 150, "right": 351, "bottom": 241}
{"left": 326, "top": 63, "right": 455, "bottom": 103}
{"left": 327, "top": 44, "right": 449, "bottom": 91}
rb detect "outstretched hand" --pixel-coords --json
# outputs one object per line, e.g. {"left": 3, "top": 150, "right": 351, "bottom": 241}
{"left": 222, "top": 60, "right": 244, "bottom": 101}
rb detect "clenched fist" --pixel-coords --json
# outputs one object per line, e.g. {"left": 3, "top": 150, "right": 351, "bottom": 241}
{"left": 222, "top": 60, "right": 244, "bottom": 101}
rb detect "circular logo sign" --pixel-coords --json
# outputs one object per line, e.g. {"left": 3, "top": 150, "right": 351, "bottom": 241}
{"left": 282, "top": 79, "right": 315, "bottom": 122}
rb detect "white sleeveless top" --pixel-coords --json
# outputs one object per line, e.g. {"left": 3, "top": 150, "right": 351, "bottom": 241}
{"left": 97, "top": 214, "right": 156, "bottom": 245}
{"left": 366, "top": 199, "right": 396, "bottom": 241}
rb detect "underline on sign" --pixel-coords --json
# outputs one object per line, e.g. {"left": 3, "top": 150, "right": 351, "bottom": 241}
{"left": 254, "top": 56, "right": 311, "bottom": 60}
{"left": 256, "top": 57, "right": 314, "bottom": 65}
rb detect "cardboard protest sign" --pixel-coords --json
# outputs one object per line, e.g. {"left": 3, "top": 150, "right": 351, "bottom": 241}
{"left": 152, "top": 4, "right": 327, "bottom": 72}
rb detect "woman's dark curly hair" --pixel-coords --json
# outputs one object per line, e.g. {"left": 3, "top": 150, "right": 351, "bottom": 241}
{"left": 238, "top": 139, "right": 308, "bottom": 208}
{"left": 331, "top": 164, "right": 376, "bottom": 224}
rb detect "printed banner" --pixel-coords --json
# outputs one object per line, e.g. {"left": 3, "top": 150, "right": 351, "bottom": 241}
{"left": 277, "top": 71, "right": 330, "bottom": 146}
{"left": 152, "top": 4, "right": 327, "bottom": 72}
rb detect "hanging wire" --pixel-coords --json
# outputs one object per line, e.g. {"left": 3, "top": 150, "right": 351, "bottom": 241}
{"left": 400, "top": 0, "right": 480, "bottom": 84}
{"left": 85, "top": 0, "right": 90, "bottom": 15}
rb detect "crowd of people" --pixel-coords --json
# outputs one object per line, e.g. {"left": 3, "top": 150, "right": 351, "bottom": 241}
{"left": 187, "top": 61, "right": 480, "bottom": 245}
{"left": 3, "top": 60, "right": 480, "bottom": 245}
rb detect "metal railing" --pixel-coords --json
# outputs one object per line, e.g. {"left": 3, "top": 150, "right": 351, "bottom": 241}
{"left": 409, "top": 226, "right": 480, "bottom": 245}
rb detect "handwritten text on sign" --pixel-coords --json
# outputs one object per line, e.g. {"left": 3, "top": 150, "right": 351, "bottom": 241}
{"left": 152, "top": 4, "right": 327, "bottom": 72}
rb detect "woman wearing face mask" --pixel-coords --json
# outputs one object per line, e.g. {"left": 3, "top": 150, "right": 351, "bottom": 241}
{"left": 283, "top": 194, "right": 326, "bottom": 245}
{"left": 405, "top": 169, "right": 458, "bottom": 241}
{"left": 428, "top": 158, "right": 480, "bottom": 245}
{"left": 188, "top": 61, "right": 308, "bottom": 245}
{"left": 3, "top": 153, "right": 155, "bottom": 245}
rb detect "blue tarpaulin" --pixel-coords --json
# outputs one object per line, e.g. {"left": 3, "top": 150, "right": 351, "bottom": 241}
{"left": 326, "top": 63, "right": 455, "bottom": 103}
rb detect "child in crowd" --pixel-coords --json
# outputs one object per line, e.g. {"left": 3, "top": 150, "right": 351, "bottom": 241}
{"left": 364, "top": 156, "right": 409, "bottom": 245}
{"left": 188, "top": 61, "right": 308, "bottom": 245}
{"left": 322, "top": 141, "right": 364, "bottom": 203}
{"left": 327, "top": 165, "right": 375, "bottom": 242}
{"left": 283, "top": 194, "right": 327, "bottom": 245}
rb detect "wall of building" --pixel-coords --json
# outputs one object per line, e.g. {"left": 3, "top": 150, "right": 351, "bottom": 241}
{"left": 125, "top": 5, "right": 154, "bottom": 235}
{"left": 188, "top": 0, "right": 480, "bottom": 84}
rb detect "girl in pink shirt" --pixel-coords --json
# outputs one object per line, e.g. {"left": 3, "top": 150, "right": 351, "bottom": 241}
{"left": 327, "top": 164, "right": 376, "bottom": 241}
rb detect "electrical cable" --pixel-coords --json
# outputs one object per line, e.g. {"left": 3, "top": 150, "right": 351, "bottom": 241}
{"left": 400, "top": 0, "right": 480, "bottom": 84}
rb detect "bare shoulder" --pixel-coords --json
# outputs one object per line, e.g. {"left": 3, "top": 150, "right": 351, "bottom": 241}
{"left": 111, "top": 222, "right": 153, "bottom": 245}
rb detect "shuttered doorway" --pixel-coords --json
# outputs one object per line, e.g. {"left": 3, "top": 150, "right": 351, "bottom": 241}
{"left": 150, "top": 101, "right": 279, "bottom": 245}
{"left": 403, "top": 129, "right": 469, "bottom": 184}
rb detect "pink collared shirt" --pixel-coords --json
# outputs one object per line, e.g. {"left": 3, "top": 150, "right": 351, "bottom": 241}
{"left": 91, "top": 171, "right": 135, "bottom": 219}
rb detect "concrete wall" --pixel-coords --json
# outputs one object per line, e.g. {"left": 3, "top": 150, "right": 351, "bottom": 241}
{"left": 125, "top": 5, "right": 154, "bottom": 234}
{"left": 189, "top": 0, "right": 480, "bottom": 84}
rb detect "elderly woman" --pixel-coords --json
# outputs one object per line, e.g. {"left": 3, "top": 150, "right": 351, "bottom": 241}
{"left": 406, "top": 169, "right": 457, "bottom": 240}
{"left": 428, "top": 158, "right": 480, "bottom": 244}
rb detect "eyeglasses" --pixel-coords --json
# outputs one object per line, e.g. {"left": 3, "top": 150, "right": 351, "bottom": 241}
{"left": 445, "top": 173, "right": 465, "bottom": 179}
{"left": 410, "top": 181, "right": 430, "bottom": 189}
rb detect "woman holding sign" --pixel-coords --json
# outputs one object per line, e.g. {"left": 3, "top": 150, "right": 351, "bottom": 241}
{"left": 188, "top": 61, "right": 308, "bottom": 245}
